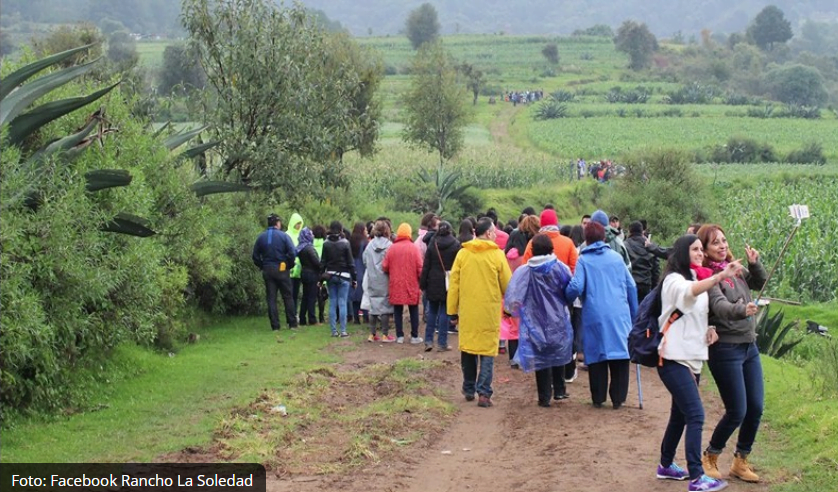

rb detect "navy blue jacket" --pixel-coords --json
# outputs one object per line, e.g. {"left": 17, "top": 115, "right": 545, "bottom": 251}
{"left": 252, "top": 228, "right": 296, "bottom": 270}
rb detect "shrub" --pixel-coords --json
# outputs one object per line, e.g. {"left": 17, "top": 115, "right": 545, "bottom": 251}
{"left": 605, "top": 86, "right": 650, "bottom": 104}
{"left": 777, "top": 105, "right": 821, "bottom": 119}
{"left": 664, "top": 82, "right": 716, "bottom": 104}
{"left": 711, "top": 136, "right": 777, "bottom": 163}
{"left": 602, "top": 148, "right": 713, "bottom": 243}
{"left": 786, "top": 142, "right": 826, "bottom": 165}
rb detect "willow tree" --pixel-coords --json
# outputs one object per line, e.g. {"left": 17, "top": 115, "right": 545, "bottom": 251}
{"left": 402, "top": 41, "right": 472, "bottom": 214}
{"left": 182, "top": 0, "right": 382, "bottom": 197}
{"left": 402, "top": 40, "right": 471, "bottom": 168}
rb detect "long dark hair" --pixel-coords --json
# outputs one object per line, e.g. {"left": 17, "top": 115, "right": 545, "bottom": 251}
{"left": 349, "top": 221, "right": 367, "bottom": 256}
{"left": 457, "top": 219, "right": 474, "bottom": 243}
{"left": 660, "top": 234, "right": 699, "bottom": 284}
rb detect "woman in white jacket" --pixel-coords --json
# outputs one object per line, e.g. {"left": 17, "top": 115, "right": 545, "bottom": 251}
{"left": 654, "top": 234, "right": 741, "bottom": 492}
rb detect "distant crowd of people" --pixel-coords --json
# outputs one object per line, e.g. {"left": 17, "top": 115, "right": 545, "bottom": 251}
{"left": 252, "top": 206, "right": 767, "bottom": 492}
{"left": 504, "top": 90, "right": 544, "bottom": 106}
{"left": 576, "top": 158, "right": 623, "bottom": 182}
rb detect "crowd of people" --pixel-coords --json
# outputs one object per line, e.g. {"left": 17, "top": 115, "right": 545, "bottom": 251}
{"left": 252, "top": 206, "right": 767, "bottom": 492}
{"left": 576, "top": 158, "right": 623, "bottom": 182}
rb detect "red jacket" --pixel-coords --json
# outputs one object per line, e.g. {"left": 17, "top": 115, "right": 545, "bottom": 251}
{"left": 382, "top": 237, "right": 423, "bottom": 305}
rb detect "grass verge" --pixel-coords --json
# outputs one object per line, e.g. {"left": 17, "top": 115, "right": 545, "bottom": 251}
{"left": 757, "top": 357, "right": 838, "bottom": 491}
{"left": 1, "top": 318, "right": 338, "bottom": 462}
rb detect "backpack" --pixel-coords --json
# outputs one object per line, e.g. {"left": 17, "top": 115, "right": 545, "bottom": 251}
{"left": 628, "top": 285, "right": 683, "bottom": 367}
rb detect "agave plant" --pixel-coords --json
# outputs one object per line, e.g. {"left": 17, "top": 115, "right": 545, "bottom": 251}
{"left": 417, "top": 165, "right": 471, "bottom": 215}
{"left": 755, "top": 306, "right": 803, "bottom": 359}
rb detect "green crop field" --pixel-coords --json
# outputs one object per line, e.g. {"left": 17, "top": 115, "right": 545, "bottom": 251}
{"left": 527, "top": 115, "right": 838, "bottom": 161}
{"left": 135, "top": 41, "right": 169, "bottom": 69}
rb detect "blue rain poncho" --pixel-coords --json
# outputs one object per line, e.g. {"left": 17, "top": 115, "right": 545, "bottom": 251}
{"left": 504, "top": 254, "right": 574, "bottom": 372}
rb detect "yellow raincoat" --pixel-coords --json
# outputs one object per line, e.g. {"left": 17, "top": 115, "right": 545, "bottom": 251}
{"left": 447, "top": 239, "right": 512, "bottom": 356}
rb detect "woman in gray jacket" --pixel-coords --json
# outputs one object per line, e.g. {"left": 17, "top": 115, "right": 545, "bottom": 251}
{"left": 363, "top": 220, "right": 395, "bottom": 342}
{"left": 697, "top": 224, "right": 767, "bottom": 484}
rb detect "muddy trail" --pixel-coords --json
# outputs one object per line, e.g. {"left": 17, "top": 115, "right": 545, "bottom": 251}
{"left": 267, "top": 338, "right": 770, "bottom": 492}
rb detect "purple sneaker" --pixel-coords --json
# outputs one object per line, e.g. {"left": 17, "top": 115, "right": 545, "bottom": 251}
{"left": 688, "top": 475, "right": 728, "bottom": 492}
{"left": 657, "top": 463, "right": 689, "bottom": 480}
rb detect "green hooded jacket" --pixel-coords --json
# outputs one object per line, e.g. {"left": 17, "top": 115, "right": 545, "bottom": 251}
{"left": 287, "top": 213, "right": 304, "bottom": 277}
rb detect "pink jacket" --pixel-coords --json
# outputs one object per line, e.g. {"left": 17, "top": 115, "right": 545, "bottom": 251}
{"left": 382, "top": 237, "right": 423, "bottom": 305}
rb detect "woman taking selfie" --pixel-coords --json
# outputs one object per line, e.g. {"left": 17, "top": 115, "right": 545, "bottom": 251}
{"left": 655, "top": 234, "right": 741, "bottom": 492}
{"left": 697, "top": 225, "right": 767, "bottom": 483}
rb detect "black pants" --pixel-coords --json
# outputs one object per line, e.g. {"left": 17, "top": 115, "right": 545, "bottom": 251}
{"left": 508, "top": 339, "right": 519, "bottom": 362}
{"left": 393, "top": 304, "right": 419, "bottom": 338}
{"left": 299, "top": 279, "right": 318, "bottom": 325}
{"left": 637, "top": 283, "right": 652, "bottom": 306}
{"left": 262, "top": 266, "right": 296, "bottom": 330}
{"left": 535, "top": 366, "right": 566, "bottom": 404}
{"left": 587, "top": 359, "right": 630, "bottom": 406}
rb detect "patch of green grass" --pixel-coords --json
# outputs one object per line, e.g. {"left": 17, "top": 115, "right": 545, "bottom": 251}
{"left": 0, "top": 318, "right": 338, "bottom": 463}
{"left": 755, "top": 358, "right": 838, "bottom": 491}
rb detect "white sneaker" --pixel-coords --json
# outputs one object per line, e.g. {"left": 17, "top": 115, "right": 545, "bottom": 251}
{"left": 396, "top": 336, "right": 405, "bottom": 344}
{"left": 410, "top": 337, "right": 424, "bottom": 344}
{"left": 564, "top": 371, "right": 578, "bottom": 384}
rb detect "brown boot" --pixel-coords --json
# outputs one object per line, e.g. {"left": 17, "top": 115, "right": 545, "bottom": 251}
{"left": 477, "top": 395, "right": 493, "bottom": 408}
{"left": 730, "top": 452, "right": 760, "bottom": 482}
{"left": 702, "top": 451, "right": 722, "bottom": 479}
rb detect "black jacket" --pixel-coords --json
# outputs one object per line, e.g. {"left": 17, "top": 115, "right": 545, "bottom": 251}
{"left": 297, "top": 244, "right": 321, "bottom": 282}
{"left": 625, "top": 234, "right": 656, "bottom": 287}
{"left": 320, "top": 235, "right": 356, "bottom": 281}
{"left": 420, "top": 234, "right": 461, "bottom": 302}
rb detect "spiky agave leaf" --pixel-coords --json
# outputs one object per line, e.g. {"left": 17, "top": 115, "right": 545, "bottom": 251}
{"left": 85, "top": 169, "right": 133, "bottom": 192}
{"left": 0, "top": 43, "right": 95, "bottom": 101}
{"left": 163, "top": 125, "right": 207, "bottom": 150}
{"left": 0, "top": 59, "right": 102, "bottom": 128}
{"left": 191, "top": 181, "right": 250, "bottom": 197}
{"left": 177, "top": 140, "right": 220, "bottom": 161}
{"left": 100, "top": 213, "right": 155, "bottom": 237}
{"left": 6, "top": 81, "right": 120, "bottom": 146}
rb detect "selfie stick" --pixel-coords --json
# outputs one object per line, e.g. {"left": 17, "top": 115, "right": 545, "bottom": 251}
{"left": 754, "top": 205, "right": 809, "bottom": 304}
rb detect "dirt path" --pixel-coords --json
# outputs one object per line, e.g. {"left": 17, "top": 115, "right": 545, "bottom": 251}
{"left": 269, "top": 341, "right": 770, "bottom": 492}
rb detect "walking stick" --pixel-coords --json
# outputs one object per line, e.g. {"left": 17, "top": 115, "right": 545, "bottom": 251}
{"left": 755, "top": 205, "right": 809, "bottom": 304}
{"left": 636, "top": 363, "right": 643, "bottom": 410}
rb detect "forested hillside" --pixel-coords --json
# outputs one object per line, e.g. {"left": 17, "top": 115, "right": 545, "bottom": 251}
{"left": 1, "top": 0, "right": 182, "bottom": 35}
{"left": 299, "top": 0, "right": 838, "bottom": 37}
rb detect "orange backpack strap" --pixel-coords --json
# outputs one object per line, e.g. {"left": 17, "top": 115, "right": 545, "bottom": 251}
{"left": 657, "top": 309, "right": 684, "bottom": 367}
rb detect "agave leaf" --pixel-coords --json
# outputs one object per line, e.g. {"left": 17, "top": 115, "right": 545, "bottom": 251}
{"left": 153, "top": 121, "right": 172, "bottom": 137}
{"left": 773, "top": 339, "right": 804, "bottom": 359}
{"left": 85, "top": 169, "right": 132, "bottom": 192}
{"left": 0, "top": 43, "right": 95, "bottom": 101}
{"left": 163, "top": 125, "right": 207, "bottom": 150}
{"left": 0, "top": 59, "right": 101, "bottom": 128}
{"left": 6, "top": 81, "right": 120, "bottom": 146}
{"left": 191, "top": 181, "right": 250, "bottom": 197}
{"left": 178, "top": 140, "right": 220, "bottom": 161}
{"left": 100, "top": 213, "right": 155, "bottom": 237}
{"left": 25, "top": 118, "right": 99, "bottom": 168}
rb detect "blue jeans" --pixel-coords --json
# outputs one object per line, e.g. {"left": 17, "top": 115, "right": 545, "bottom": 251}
{"left": 707, "top": 341, "right": 764, "bottom": 455}
{"left": 424, "top": 300, "right": 449, "bottom": 348}
{"left": 327, "top": 276, "right": 351, "bottom": 335}
{"left": 461, "top": 352, "right": 494, "bottom": 397}
{"left": 658, "top": 360, "right": 705, "bottom": 480}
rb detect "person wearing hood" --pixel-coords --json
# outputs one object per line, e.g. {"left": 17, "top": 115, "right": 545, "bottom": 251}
{"left": 565, "top": 221, "right": 638, "bottom": 409}
{"left": 521, "top": 209, "right": 578, "bottom": 273}
{"left": 296, "top": 227, "right": 321, "bottom": 326}
{"left": 448, "top": 218, "right": 512, "bottom": 408}
{"left": 320, "top": 221, "right": 356, "bottom": 337}
{"left": 312, "top": 225, "right": 328, "bottom": 324}
{"left": 383, "top": 223, "right": 424, "bottom": 344}
{"left": 591, "top": 209, "right": 631, "bottom": 270}
{"left": 504, "top": 233, "right": 574, "bottom": 407}
{"left": 420, "top": 220, "right": 461, "bottom": 351}
{"left": 363, "top": 220, "right": 395, "bottom": 342}
{"left": 287, "top": 212, "right": 305, "bottom": 321}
